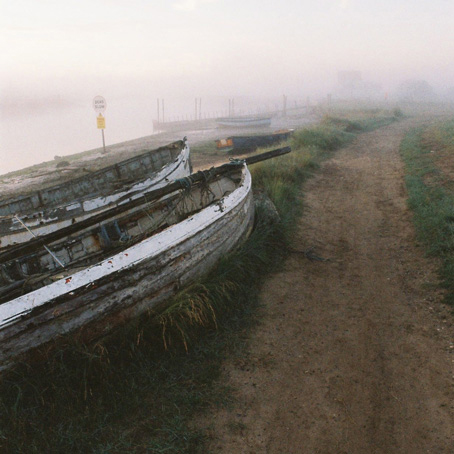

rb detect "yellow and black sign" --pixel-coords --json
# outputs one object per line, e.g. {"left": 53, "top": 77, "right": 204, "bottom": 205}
{"left": 97, "top": 114, "right": 106, "bottom": 129}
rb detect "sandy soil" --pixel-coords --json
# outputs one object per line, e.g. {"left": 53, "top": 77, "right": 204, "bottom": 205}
{"left": 198, "top": 118, "right": 454, "bottom": 453}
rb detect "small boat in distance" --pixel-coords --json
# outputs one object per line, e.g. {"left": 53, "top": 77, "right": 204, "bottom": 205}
{"left": 215, "top": 116, "right": 272, "bottom": 128}
{"left": 216, "top": 129, "right": 294, "bottom": 153}
{"left": 0, "top": 146, "right": 290, "bottom": 370}
{"left": 0, "top": 140, "right": 191, "bottom": 249}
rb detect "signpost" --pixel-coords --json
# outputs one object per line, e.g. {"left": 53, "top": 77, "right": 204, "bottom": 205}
{"left": 93, "top": 96, "right": 107, "bottom": 153}
{"left": 97, "top": 114, "right": 106, "bottom": 130}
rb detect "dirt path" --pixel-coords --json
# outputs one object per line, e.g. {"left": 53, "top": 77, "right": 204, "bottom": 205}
{"left": 201, "top": 119, "right": 454, "bottom": 453}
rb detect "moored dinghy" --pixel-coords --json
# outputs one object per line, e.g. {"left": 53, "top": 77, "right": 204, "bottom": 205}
{"left": 0, "top": 147, "right": 290, "bottom": 370}
{"left": 0, "top": 139, "right": 191, "bottom": 249}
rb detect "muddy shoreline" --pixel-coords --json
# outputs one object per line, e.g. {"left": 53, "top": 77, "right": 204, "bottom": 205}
{"left": 0, "top": 115, "right": 315, "bottom": 199}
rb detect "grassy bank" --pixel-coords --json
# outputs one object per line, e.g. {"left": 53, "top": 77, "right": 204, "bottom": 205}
{"left": 400, "top": 119, "right": 454, "bottom": 304}
{"left": 322, "top": 112, "right": 401, "bottom": 133}
{"left": 0, "top": 116, "right": 392, "bottom": 453}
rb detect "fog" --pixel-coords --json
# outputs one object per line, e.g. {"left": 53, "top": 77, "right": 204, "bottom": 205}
{"left": 2, "top": 0, "right": 454, "bottom": 175}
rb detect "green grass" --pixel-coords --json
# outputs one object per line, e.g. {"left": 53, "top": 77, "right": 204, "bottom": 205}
{"left": 292, "top": 124, "right": 355, "bottom": 151}
{"left": 321, "top": 113, "right": 400, "bottom": 133}
{"left": 400, "top": 121, "right": 454, "bottom": 304}
{"left": 0, "top": 114, "right": 396, "bottom": 453}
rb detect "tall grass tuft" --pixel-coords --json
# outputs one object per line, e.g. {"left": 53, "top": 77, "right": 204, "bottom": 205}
{"left": 291, "top": 125, "right": 355, "bottom": 151}
{"left": 156, "top": 202, "right": 287, "bottom": 352}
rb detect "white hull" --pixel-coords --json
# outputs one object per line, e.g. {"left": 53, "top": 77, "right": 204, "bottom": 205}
{"left": 0, "top": 166, "right": 254, "bottom": 369}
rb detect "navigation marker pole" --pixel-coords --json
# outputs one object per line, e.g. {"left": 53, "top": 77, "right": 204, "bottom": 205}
{"left": 102, "top": 127, "right": 106, "bottom": 153}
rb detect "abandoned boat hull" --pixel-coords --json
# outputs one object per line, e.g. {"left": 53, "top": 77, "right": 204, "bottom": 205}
{"left": 0, "top": 166, "right": 254, "bottom": 369}
{"left": 0, "top": 140, "right": 191, "bottom": 248}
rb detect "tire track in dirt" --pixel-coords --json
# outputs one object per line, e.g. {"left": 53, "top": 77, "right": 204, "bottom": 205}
{"left": 200, "top": 119, "right": 454, "bottom": 453}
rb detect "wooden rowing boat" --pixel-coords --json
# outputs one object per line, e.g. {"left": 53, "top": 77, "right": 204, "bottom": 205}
{"left": 0, "top": 139, "right": 191, "bottom": 249}
{"left": 0, "top": 147, "right": 290, "bottom": 370}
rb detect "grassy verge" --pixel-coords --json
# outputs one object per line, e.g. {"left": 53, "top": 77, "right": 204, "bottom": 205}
{"left": 400, "top": 119, "right": 454, "bottom": 304}
{"left": 322, "top": 112, "right": 401, "bottom": 133}
{"left": 0, "top": 116, "right": 393, "bottom": 453}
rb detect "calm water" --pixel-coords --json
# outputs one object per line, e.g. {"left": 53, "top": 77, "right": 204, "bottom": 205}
{"left": 0, "top": 95, "right": 279, "bottom": 176}
{"left": 0, "top": 99, "right": 160, "bottom": 176}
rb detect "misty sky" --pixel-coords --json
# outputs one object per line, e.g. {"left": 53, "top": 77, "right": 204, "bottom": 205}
{"left": 1, "top": 0, "right": 454, "bottom": 175}
{"left": 2, "top": 0, "right": 454, "bottom": 99}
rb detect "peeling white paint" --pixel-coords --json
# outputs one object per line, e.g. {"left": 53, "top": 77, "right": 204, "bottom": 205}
{"left": 66, "top": 203, "right": 82, "bottom": 211}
